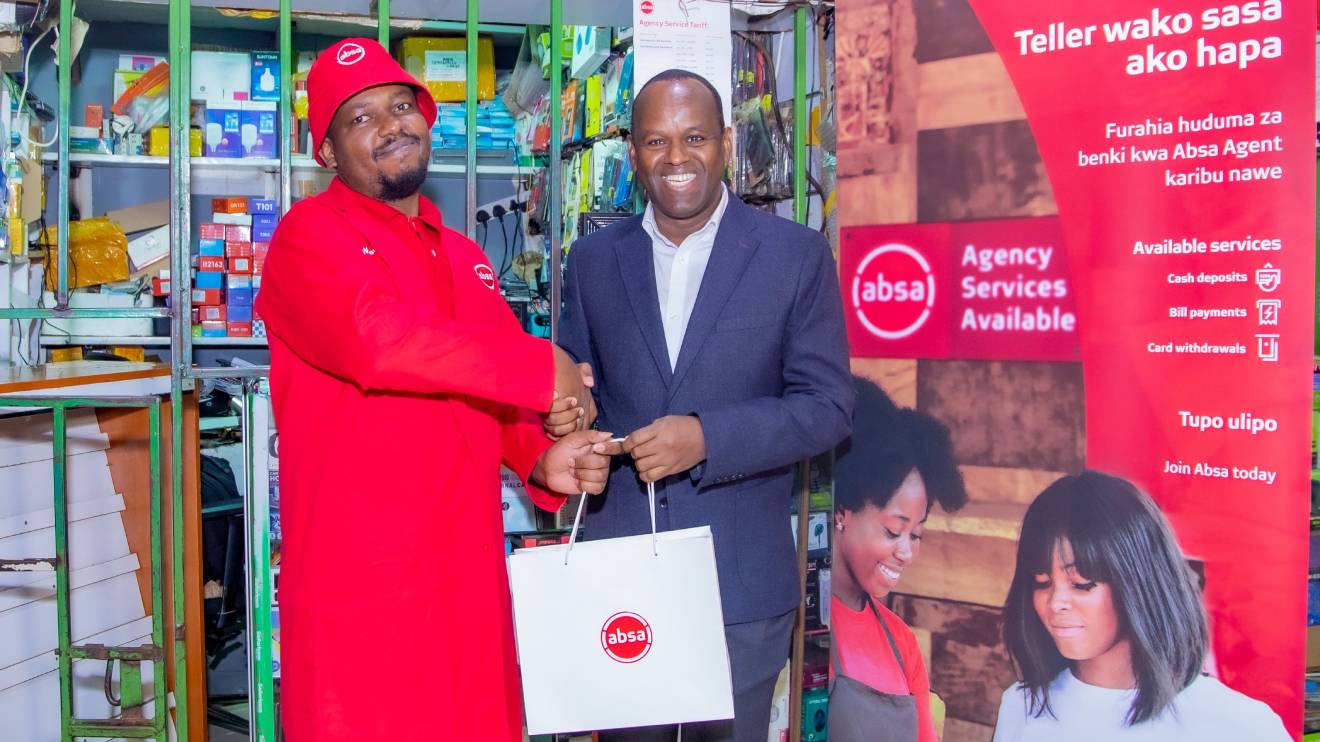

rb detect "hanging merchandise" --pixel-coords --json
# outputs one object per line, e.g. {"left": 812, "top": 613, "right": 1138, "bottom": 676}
{"left": 731, "top": 32, "right": 792, "bottom": 201}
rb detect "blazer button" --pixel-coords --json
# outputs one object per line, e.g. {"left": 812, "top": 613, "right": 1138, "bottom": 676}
{"left": 659, "top": 496, "right": 669, "bottom": 509}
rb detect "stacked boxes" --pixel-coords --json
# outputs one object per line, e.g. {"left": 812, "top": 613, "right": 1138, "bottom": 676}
{"left": 431, "top": 97, "right": 517, "bottom": 153}
{"left": 192, "top": 50, "right": 281, "bottom": 159}
{"left": 192, "top": 197, "right": 277, "bottom": 337}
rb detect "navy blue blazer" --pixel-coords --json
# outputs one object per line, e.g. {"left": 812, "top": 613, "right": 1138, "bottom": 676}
{"left": 558, "top": 196, "right": 855, "bottom": 624}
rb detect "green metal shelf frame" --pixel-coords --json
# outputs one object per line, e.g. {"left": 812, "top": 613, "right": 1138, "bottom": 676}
{"left": 0, "top": 1, "right": 816, "bottom": 739}
{"left": 0, "top": 395, "right": 172, "bottom": 742}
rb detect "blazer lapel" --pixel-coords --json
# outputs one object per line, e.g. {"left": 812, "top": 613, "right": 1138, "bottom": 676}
{"left": 615, "top": 221, "right": 674, "bottom": 386}
{"left": 668, "top": 198, "right": 760, "bottom": 395}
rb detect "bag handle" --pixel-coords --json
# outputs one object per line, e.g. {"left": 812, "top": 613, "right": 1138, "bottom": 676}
{"left": 563, "top": 439, "right": 658, "bottom": 565}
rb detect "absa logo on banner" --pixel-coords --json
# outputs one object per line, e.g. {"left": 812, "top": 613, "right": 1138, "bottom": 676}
{"left": 841, "top": 224, "right": 952, "bottom": 358}
{"left": 601, "top": 612, "right": 653, "bottom": 664}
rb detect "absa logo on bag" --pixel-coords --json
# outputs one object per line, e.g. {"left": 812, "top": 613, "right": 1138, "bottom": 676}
{"left": 601, "top": 612, "right": 652, "bottom": 663}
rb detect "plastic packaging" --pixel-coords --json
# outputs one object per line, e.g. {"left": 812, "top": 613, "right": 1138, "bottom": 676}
{"left": 42, "top": 217, "right": 131, "bottom": 290}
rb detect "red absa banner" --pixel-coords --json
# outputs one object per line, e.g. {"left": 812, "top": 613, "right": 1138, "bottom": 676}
{"left": 959, "top": 0, "right": 1314, "bottom": 730}
{"left": 842, "top": 217, "right": 1080, "bottom": 361}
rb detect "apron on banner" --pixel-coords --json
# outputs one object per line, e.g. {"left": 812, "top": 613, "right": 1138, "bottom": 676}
{"left": 507, "top": 483, "right": 735, "bottom": 735}
{"left": 828, "top": 597, "right": 919, "bottom": 742}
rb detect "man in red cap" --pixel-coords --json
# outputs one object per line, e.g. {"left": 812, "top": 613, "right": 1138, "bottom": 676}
{"left": 255, "top": 38, "right": 604, "bottom": 741}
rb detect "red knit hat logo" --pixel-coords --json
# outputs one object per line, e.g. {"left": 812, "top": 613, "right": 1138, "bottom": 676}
{"left": 308, "top": 38, "right": 437, "bottom": 166}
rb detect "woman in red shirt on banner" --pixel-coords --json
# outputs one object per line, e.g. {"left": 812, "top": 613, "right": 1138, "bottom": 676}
{"left": 829, "top": 378, "right": 968, "bottom": 742}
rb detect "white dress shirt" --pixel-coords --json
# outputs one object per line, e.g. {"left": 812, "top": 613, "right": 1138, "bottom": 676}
{"left": 640, "top": 187, "right": 731, "bottom": 370}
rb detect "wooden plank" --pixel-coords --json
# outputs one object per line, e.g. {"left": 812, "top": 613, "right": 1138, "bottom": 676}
{"left": 850, "top": 358, "right": 917, "bottom": 408}
{"left": 0, "top": 361, "right": 167, "bottom": 395}
{"left": 917, "top": 360, "right": 1085, "bottom": 472}
{"left": 962, "top": 465, "right": 1067, "bottom": 506}
{"left": 916, "top": 121, "right": 1058, "bottom": 222}
{"left": 944, "top": 718, "right": 996, "bottom": 742}
{"left": 896, "top": 529, "right": 1016, "bottom": 607}
{"left": 891, "top": 595, "right": 1018, "bottom": 727}
{"left": 918, "top": 53, "right": 1026, "bottom": 131}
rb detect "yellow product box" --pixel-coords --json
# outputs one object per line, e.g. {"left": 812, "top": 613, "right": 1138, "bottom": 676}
{"left": 48, "top": 347, "right": 84, "bottom": 363}
{"left": 148, "top": 127, "right": 170, "bottom": 157}
{"left": 190, "top": 128, "right": 203, "bottom": 157}
{"left": 577, "top": 148, "right": 592, "bottom": 212}
{"left": 584, "top": 73, "right": 603, "bottom": 139}
{"left": 110, "top": 346, "right": 147, "bottom": 362}
{"left": 398, "top": 36, "right": 495, "bottom": 102}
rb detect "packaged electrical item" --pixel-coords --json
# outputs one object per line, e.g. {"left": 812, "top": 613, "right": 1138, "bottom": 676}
{"left": 251, "top": 51, "right": 280, "bottom": 101}
{"left": 398, "top": 36, "right": 495, "bottom": 102}
{"left": 192, "top": 51, "right": 252, "bottom": 101}
{"left": 42, "top": 218, "right": 131, "bottom": 291}
{"left": 203, "top": 101, "right": 243, "bottom": 158}
{"left": 570, "top": 26, "right": 610, "bottom": 80}
{"left": 241, "top": 101, "right": 278, "bottom": 158}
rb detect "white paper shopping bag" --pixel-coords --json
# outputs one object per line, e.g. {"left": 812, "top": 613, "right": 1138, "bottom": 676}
{"left": 507, "top": 486, "right": 734, "bottom": 734}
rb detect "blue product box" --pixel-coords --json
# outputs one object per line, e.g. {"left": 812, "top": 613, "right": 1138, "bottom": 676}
{"left": 198, "top": 239, "right": 225, "bottom": 256}
{"left": 251, "top": 51, "right": 280, "bottom": 102}
{"left": 241, "top": 101, "right": 278, "bottom": 159}
{"left": 227, "top": 304, "right": 254, "bottom": 323}
{"left": 252, "top": 214, "right": 279, "bottom": 230}
{"left": 200, "top": 324, "right": 228, "bottom": 338}
{"left": 203, "top": 101, "right": 242, "bottom": 158}
{"left": 226, "top": 273, "right": 253, "bottom": 290}
{"left": 228, "top": 287, "right": 254, "bottom": 307}
{"left": 253, "top": 225, "right": 276, "bottom": 243}
{"left": 194, "top": 271, "right": 224, "bottom": 289}
{"left": 249, "top": 198, "right": 277, "bottom": 215}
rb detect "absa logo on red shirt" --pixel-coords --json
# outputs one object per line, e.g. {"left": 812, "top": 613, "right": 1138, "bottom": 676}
{"left": 851, "top": 243, "right": 936, "bottom": 340}
{"left": 601, "top": 612, "right": 652, "bottom": 663}
{"left": 474, "top": 264, "right": 497, "bottom": 290}
{"left": 337, "top": 43, "right": 366, "bottom": 66}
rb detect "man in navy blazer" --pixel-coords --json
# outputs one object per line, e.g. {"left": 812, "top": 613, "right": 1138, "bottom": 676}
{"left": 551, "top": 69, "right": 854, "bottom": 741}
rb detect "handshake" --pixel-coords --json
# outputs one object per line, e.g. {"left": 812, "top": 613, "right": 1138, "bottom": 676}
{"left": 532, "top": 345, "right": 708, "bottom": 497}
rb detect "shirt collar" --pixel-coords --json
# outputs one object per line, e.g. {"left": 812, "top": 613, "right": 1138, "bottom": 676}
{"left": 642, "top": 185, "right": 731, "bottom": 250}
{"left": 327, "top": 176, "right": 445, "bottom": 233}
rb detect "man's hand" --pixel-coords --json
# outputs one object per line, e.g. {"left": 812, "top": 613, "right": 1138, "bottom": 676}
{"left": 622, "top": 415, "right": 706, "bottom": 483}
{"left": 544, "top": 362, "right": 596, "bottom": 439}
{"left": 551, "top": 345, "right": 589, "bottom": 411}
{"left": 533, "top": 429, "right": 616, "bottom": 495}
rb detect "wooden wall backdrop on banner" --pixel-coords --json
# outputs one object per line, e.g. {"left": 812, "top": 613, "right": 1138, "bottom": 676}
{"left": 837, "top": 0, "right": 1082, "bottom": 739}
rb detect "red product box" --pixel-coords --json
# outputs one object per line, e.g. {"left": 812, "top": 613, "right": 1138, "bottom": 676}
{"left": 253, "top": 256, "right": 265, "bottom": 275}
{"left": 192, "top": 288, "right": 223, "bottom": 306}
{"left": 211, "top": 197, "right": 248, "bottom": 214}
{"left": 225, "top": 225, "right": 251, "bottom": 243}
{"left": 226, "top": 321, "right": 253, "bottom": 337}
{"left": 197, "top": 255, "right": 225, "bottom": 272}
{"left": 151, "top": 277, "right": 171, "bottom": 297}
{"left": 225, "top": 241, "right": 254, "bottom": 258}
{"left": 197, "top": 305, "right": 226, "bottom": 323}
{"left": 518, "top": 534, "right": 570, "bottom": 548}
{"left": 253, "top": 241, "right": 270, "bottom": 257}
{"left": 198, "top": 223, "right": 227, "bottom": 240}
{"left": 228, "top": 257, "right": 253, "bottom": 274}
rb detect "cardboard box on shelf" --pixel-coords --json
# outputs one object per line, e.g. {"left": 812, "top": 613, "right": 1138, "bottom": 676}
{"left": 241, "top": 101, "right": 278, "bottom": 158}
{"left": 398, "top": 36, "right": 496, "bottom": 102}
{"left": 226, "top": 321, "right": 253, "bottom": 337}
{"left": 104, "top": 200, "right": 170, "bottom": 234}
{"left": 203, "top": 100, "right": 243, "bottom": 158}
{"left": 228, "top": 257, "right": 253, "bottom": 274}
{"left": 198, "top": 239, "right": 225, "bottom": 257}
{"left": 194, "top": 271, "right": 224, "bottom": 290}
{"left": 225, "top": 242, "right": 254, "bottom": 258}
{"left": 192, "top": 51, "right": 251, "bottom": 101}
{"left": 197, "top": 256, "right": 225, "bottom": 272}
{"left": 197, "top": 305, "right": 226, "bottom": 323}
{"left": 226, "top": 274, "right": 253, "bottom": 291}
{"left": 199, "top": 223, "right": 227, "bottom": 240}
{"left": 192, "top": 288, "right": 223, "bottom": 306}
{"left": 249, "top": 199, "right": 277, "bottom": 215}
{"left": 199, "top": 320, "right": 227, "bottom": 337}
{"left": 225, "top": 225, "right": 251, "bottom": 243}
{"left": 251, "top": 51, "right": 280, "bottom": 102}
{"left": 212, "top": 197, "right": 248, "bottom": 214}
{"left": 227, "top": 304, "right": 254, "bottom": 323}
{"left": 212, "top": 212, "right": 252, "bottom": 226}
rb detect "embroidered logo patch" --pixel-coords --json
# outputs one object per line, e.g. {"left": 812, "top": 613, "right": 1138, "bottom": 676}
{"left": 337, "top": 43, "right": 366, "bottom": 66}
{"left": 361, "top": 246, "right": 376, "bottom": 256}
{"left": 474, "top": 264, "right": 497, "bottom": 290}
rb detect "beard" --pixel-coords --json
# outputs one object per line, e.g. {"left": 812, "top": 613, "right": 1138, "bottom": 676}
{"left": 374, "top": 134, "right": 429, "bottom": 200}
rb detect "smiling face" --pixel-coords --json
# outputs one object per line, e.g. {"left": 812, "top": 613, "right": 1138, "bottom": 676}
{"left": 1033, "top": 539, "right": 1132, "bottom": 684}
{"left": 627, "top": 78, "right": 731, "bottom": 244}
{"left": 319, "top": 83, "right": 431, "bottom": 203}
{"left": 834, "top": 469, "right": 928, "bottom": 602}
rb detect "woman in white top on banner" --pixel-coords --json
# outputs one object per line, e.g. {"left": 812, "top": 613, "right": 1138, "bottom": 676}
{"left": 993, "top": 471, "right": 1290, "bottom": 742}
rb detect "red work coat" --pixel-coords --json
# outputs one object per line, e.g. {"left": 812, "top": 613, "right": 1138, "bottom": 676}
{"left": 255, "top": 177, "right": 561, "bottom": 741}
